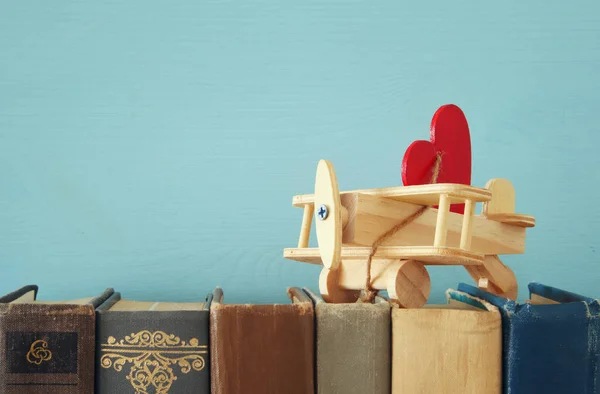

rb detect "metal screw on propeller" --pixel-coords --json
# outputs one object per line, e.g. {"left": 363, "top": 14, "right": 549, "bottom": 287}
{"left": 317, "top": 204, "right": 329, "bottom": 221}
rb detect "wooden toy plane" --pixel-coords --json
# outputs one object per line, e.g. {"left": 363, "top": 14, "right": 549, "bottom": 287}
{"left": 283, "top": 162, "right": 535, "bottom": 307}
{"left": 283, "top": 105, "right": 535, "bottom": 308}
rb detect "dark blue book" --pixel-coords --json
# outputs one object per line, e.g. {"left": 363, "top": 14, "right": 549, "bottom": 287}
{"left": 458, "top": 282, "right": 600, "bottom": 394}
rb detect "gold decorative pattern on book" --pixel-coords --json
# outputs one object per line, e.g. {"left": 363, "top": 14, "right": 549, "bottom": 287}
{"left": 100, "top": 330, "right": 207, "bottom": 394}
{"left": 26, "top": 339, "right": 53, "bottom": 365}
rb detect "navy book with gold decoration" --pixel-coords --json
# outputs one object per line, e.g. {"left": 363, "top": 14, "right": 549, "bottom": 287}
{"left": 0, "top": 284, "right": 114, "bottom": 393}
{"left": 95, "top": 290, "right": 212, "bottom": 394}
{"left": 458, "top": 282, "right": 600, "bottom": 394}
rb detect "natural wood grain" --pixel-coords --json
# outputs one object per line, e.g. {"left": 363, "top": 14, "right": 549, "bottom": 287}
{"left": 284, "top": 246, "right": 484, "bottom": 265}
{"left": 292, "top": 183, "right": 491, "bottom": 207}
{"left": 288, "top": 166, "right": 534, "bottom": 306}
{"left": 387, "top": 260, "right": 430, "bottom": 308}
{"left": 341, "top": 193, "right": 527, "bottom": 255}
{"left": 464, "top": 255, "right": 518, "bottom": 299}
{"left": 434, "top": 194, "right": 450, "bottom": 247}
{"left": 460, "top": 199, "right": 475, "bottom": 249}
{"left": 297, "top": 204, "right": 314, "bottom": 248}
{"left": 482, "top": 178, "right": 536, "bottom": 227}
{"left": 482, "top": 178, "right": 515, "bottom": 216}
{"left": 319, "top": 259, "right": 430, "bottom": 308}
{"left": 314, "top": 160, "right": 343, "bottom": 270}
{"left": 334, "top": 259, "right": 404, "bottom": 289}
{"left": 319, "top": 267, "right": 362, "bottom": 303}
{"left": 486, "top": 213, "right": 536, "bottom": 228}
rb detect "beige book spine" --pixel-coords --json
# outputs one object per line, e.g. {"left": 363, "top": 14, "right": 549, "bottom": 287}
{"left": 392, "top": 292, "right": 501, "bottom": 394}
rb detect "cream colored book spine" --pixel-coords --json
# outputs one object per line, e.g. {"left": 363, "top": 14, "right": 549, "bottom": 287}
{"left": 392, "top": 289, "right": 502, "bottom": 394}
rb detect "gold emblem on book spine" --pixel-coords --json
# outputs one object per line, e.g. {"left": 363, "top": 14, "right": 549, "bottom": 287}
{"left": 26, "top": 339, "right": 53, "bottom": 365}
{"left": 100, "top": 330, "right": 207, "bottom": 394}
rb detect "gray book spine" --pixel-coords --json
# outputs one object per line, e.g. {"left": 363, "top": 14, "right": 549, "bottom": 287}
{"left": 95, "top": 294, "right": 210, "bottom": 394}
{"left": 305, "top": 289, "right": 392, "bottom": 394}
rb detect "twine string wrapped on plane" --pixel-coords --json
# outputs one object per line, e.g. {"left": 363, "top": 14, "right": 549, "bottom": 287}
{"left": 361, "top": 153, "right": 443, "bottom": 303}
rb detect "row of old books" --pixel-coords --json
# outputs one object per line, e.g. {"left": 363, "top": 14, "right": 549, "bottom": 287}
{"left": 0, "top": 282, "right": 598, "bottom": 394}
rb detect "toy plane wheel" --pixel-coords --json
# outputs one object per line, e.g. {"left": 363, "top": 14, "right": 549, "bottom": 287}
{"left": 319, "top": 267, "right": 361, "bottom": 303}
{"left": 314, "top": 160, "right": 343, "bottom": 270}
{"left": 387, "top": 260, "right": 431, "bottom": 308}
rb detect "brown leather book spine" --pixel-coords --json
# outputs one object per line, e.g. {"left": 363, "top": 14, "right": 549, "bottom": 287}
{"left": 210, "top": 288, "right": 314, "bottom": 394}
{"left": 0, "top": 303, "right": 95, "bottom": 394}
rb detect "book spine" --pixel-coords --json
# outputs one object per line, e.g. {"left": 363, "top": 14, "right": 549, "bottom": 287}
{"left": 210, "top": 302, "right": 314, "bottom": 394}
{"left": 96, "top": 310, "right": 210, "bottom": 394}
{"left": 315, "top": 303, "right": 391, "bottom": 394}
{"left": 391, "top": 307, "right": 501, "bottom": 394}
{"left": 459, "top": 282, "right": 600, "bottom": 393}
{"left": 505, "top": 304, "right": 597, "bottom": 394}
{"left": 0, "top": 304, "right": 95, "bottom": 394}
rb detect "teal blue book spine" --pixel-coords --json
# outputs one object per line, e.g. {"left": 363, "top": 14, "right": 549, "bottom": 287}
{"left": 458, "top": 282, "right": 600, "bottom": 394}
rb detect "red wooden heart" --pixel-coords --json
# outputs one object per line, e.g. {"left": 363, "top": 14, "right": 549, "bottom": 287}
{"left": 401, "top": 104, "right": 472, "bottom": 214}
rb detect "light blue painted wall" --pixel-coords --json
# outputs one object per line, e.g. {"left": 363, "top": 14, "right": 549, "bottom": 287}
{"left": 1, "top": 1, "right": 599, "bottom": 304}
